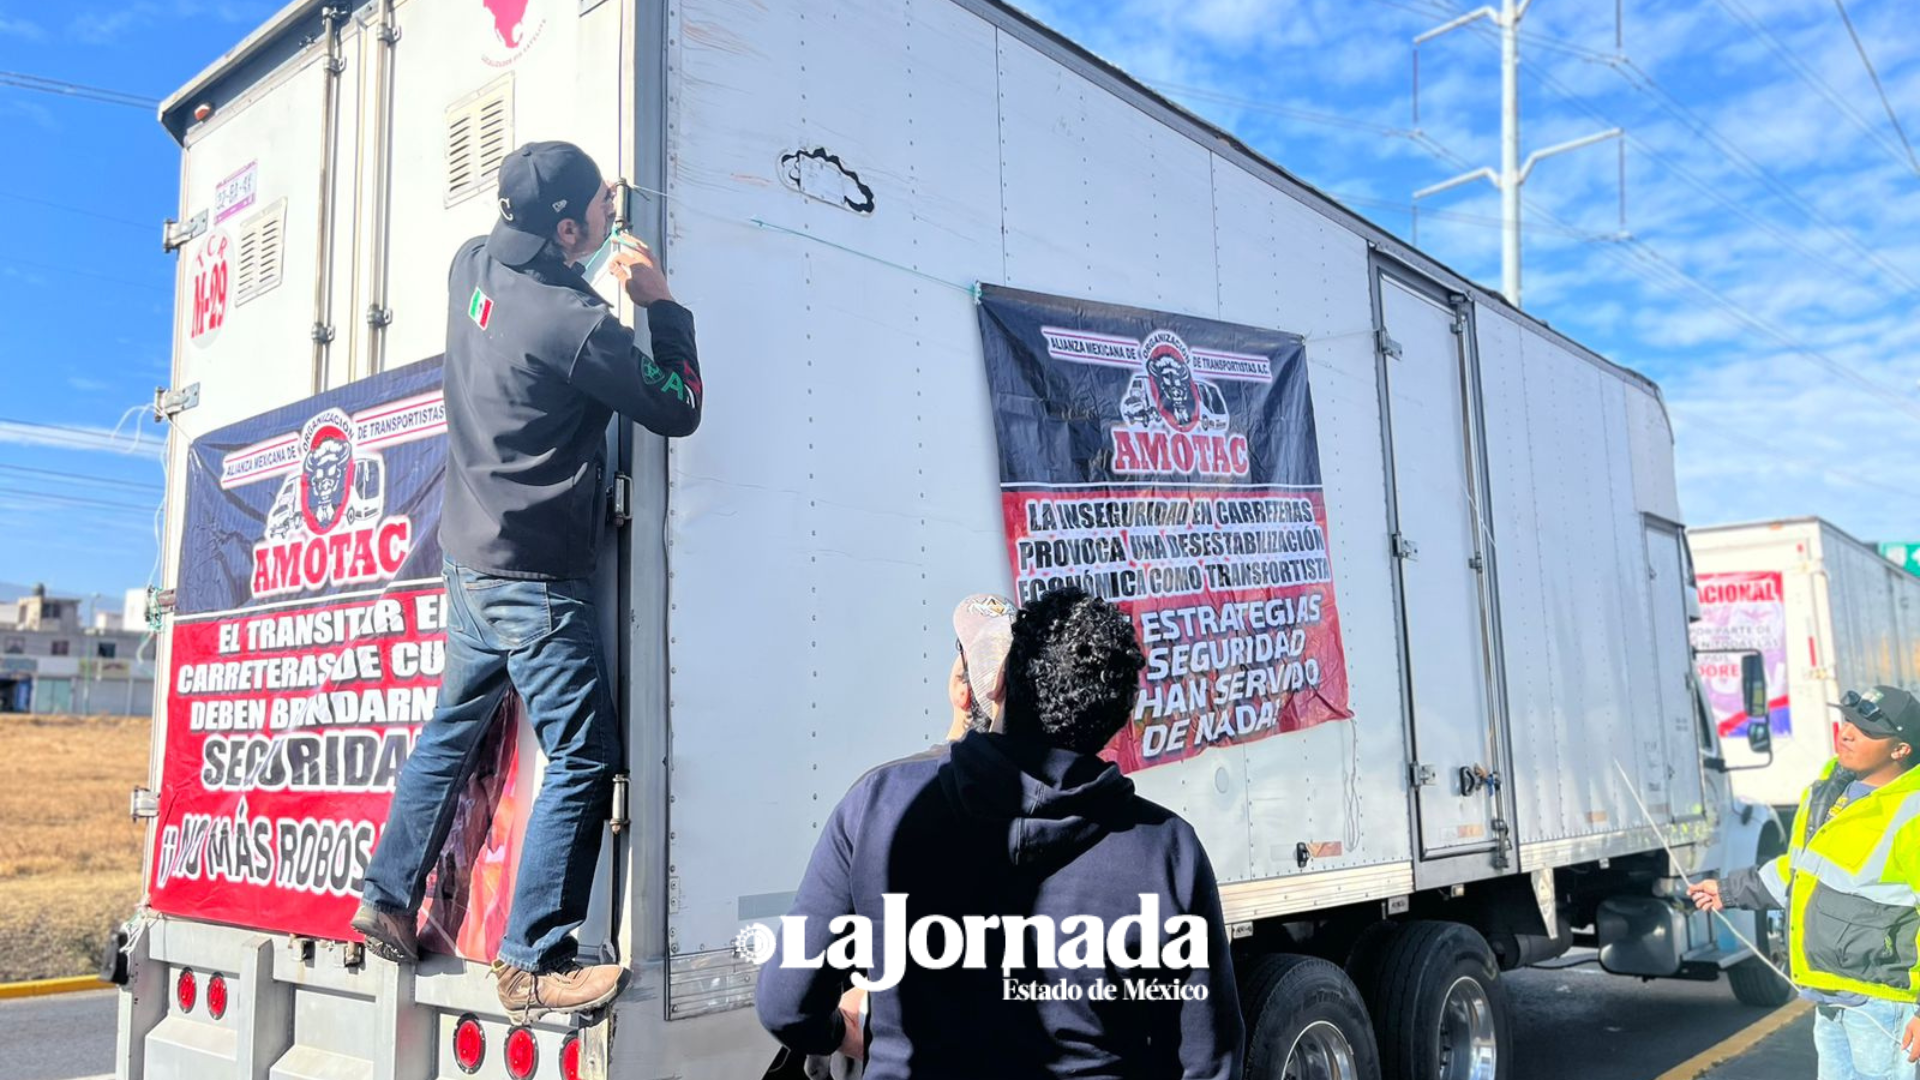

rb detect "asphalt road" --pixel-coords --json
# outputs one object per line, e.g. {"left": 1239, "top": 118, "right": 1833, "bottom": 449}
{"left": 0, "top": 990, "right": 114, "bottom": 1080}
{"left": 0, "top": 967, "right": 1808, "bottom": 1080}
{"left": 1508, "top": 957, "right": 1800, "bottom": 1080}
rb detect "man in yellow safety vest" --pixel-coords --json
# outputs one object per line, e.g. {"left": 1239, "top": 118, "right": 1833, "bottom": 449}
{"left": 1690, "top": 685, "right": 1920, "bottom": 1080}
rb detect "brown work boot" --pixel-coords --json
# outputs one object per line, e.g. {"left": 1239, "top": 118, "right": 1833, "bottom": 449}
{"left": 492, "top": 958, "right": 627, "bottom": 1023}
{"left": 349, "top": 902, "right": 419, "bottom": 964}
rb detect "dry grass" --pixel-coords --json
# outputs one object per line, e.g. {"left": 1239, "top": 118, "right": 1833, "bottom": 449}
{"left": 0, "top": 712, "right": 150, "bottom": 981}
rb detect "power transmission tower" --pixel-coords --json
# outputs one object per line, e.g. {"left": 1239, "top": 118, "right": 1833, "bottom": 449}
{"left": 1412, "top": 0, "right": 1621, "bottom": 308}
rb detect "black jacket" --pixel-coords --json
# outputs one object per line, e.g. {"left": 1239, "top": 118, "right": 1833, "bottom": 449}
{"left": 756, "top": 733, "right": 1243, "bottom": 1080}
{"left": 440, "top": 236, "right": 700, "bottom": 579}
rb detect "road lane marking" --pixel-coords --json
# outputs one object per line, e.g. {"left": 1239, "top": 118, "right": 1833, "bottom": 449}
{"left": 0, "top": 975, "right": 112, "bottom": 1000}
{"left": 1652, "top": 1000, "right": 1813, "bottom": 1080}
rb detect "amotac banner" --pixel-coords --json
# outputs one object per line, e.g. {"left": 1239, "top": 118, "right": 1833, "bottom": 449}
{"left": 975, "top": 285, "right": 1352, "bottom": 772}
{"left": 150, "top": 358, "right": 532, "bottom": 960}
{"left": 1691, "top": 570, "right": 1792, "bottom": 736}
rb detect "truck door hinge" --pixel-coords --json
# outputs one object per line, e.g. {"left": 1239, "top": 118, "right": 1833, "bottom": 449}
{"left": 311, "top": 323, "right": 336, "bottom": 345}
{"left": 609, "top": 773, "right": 630, "bottom": 835}
{"left": 130, "top": 787, "right": 158, "bottom": 820}
{"left": 1491, "top": 818, "right": 1513, "bottom": 870}
{"left": 162, "top": 211, "right": 208, "bottom": 254}
{"left": 154, "top": 383, "right": 200, "bottom": 422}
{"left": 364, "top": 305, "right": 393, "bottom": 328}
{"left": 1392, "top": 533, "right": 1419, "bottom": 560}
{"left": 1469, "top": 553, "right": 1485, "bottom": 572}
{"left": 1375, "top": 329, "right": 1403, "bottom": 360}
{"left": 1410, "top": 762, "right": 1438, "bottom": 787}
{"left": 608, "top": 473, "right": 633, "bottom": 526}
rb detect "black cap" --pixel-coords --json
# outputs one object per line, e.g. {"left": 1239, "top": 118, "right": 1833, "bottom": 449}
{"left": 1834, "top": 686, "right": 1920, "bottom": 745}
{"left": 486, "top": 141, "right": 604, "bottom": 267}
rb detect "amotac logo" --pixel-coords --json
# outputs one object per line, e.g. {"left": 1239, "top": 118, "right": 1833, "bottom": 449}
{"left": 251, "top": 408, "right": 412, "bottom": 598}
{"left": 1038, "top": 324, "right": 1265, "bottom": 480}
{"left": 1111, "top": 330, "right": 1249, "bottom": 479}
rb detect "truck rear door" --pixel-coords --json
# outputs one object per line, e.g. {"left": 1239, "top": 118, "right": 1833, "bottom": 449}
{"left": 1646, "top": 520, "right": 1706, "bottom": 820}
{"left": 1374, "top": 264, "right": 1511, "bottom": 877}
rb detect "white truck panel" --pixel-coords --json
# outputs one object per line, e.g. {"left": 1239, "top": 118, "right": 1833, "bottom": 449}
{"left": 132, "top": 0, "right": 1729, "bottom": 1075}
{"left": 1693, "top": 518, "right": 1920, "bottom": 807}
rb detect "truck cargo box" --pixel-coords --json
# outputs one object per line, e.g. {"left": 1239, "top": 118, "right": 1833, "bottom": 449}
{"left": 118, "top": 1, "right": 1772, "bottom": 1076}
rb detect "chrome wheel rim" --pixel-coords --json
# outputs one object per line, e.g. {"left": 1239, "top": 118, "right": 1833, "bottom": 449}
{"left": 1437, "top": 975, "right": 1499, "bottom": 1080}
{"left": 1283, "top": 1019, "right": 1358, "bottom": 1080}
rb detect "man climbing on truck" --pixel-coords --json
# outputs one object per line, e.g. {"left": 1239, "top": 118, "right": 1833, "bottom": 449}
{"left": 349, "top": 140, "right": 703, "bottom": 1021}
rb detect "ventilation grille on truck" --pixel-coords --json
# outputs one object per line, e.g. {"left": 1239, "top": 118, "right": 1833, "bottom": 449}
{"left": 445, "top": 77, "right": 515, "bottom": 207}
{"left": 233, "top": 198, "right": 286, "bottom": 307}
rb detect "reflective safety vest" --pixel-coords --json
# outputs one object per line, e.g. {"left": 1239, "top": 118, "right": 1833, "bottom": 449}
{"left": 1755, "top": 759, "right": 1920, "bottom": 1003}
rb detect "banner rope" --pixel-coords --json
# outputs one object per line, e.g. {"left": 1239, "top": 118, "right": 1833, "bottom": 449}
{"left": 1611, "top": 759, "right": 1910, "bottom": 1052}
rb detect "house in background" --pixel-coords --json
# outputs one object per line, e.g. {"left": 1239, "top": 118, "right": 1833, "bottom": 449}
{"left": 0, "top": 584, "right": 155, "bottom": 716}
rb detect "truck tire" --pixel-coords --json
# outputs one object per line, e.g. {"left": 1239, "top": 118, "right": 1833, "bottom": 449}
{"left": 1349, "top": 921, "right": 1507, "bottom": 1080}
{"left": 1727, "top": 909, "right": 1794, "bottom": 1007}
{"left": 1238, "top": 953, "right": 1382, "bottom": 1080}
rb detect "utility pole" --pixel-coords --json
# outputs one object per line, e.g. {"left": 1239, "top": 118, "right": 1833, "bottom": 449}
{"left": 1412, "top": 0, "right": 1621, "bottom": 308}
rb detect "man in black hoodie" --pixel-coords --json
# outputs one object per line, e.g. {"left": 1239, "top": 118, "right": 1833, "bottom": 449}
{"left": 756, "top": 587, "right": 1242, "bottom": 1079}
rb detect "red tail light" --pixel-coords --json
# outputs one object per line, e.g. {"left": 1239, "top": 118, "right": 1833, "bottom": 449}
{"left": 175, "top": 969, "right": 197, "bottom": 1013}
{"left": 206, "top": 974, "right": 229, "bottom": 1020}
{"left": 452, "top": 1014, "right": 485, "bottom": 1074}
{"left": 560, "top": 1032, "right": 581, "bottom": 1080}
{"left": 504, "top": 1025, "right": 538, "bottom": 1079}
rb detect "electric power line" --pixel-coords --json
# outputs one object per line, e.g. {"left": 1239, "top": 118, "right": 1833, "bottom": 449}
{"left": 0, "top": 463, "right": 159, "bottom": 491}
{"left": 1516, "top": 59, "right": 1908, "bottom": 299}
{"left": 0, "top": 416, "right": 163, "bottom": 455}
{"left": 0, "top": 485, "right": 157, "bottom": 515}
{"left": 0, "top": 71, "right": 158, "bottom": 110}
{"left": 0, "top": 255, "right": 171, "bottom": 293}
{"left": 1827, "top": 0, "right": 1920, "bottom": 176}
{"left": 1606, "top": 56, "right": 1920, "bottom": 294}
{"left": 1395, "top": 0, "right": 1920, "bottom": 296}
{"left": 1145, "top": 82, "right": 1605, "bottom": 239}
{"left": 1707, "top": 0, "right": 1920, "bottom": 178}
{"left": 0, "top": 191, "right": 148, "bottom": 230}
{"left": 1409, "top": 132, "right": 1920, "bottom": 425}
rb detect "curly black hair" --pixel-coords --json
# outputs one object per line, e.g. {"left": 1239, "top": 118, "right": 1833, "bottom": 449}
{"left": 1001, "top": 586, "right": 1145, "bottom": 755}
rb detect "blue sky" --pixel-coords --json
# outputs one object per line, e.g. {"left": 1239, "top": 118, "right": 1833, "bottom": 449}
{"left": 1020, "top": 0, "right": 1920, "bottom": 548}
{"left": 0, "top": 0, "right": 280, "bottom": 614}
{"left": 1, "top": 0, "right": 1917, "bottom": 609}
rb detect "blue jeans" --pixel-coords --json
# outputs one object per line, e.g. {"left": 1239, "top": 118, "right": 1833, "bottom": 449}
{"left": 1815, "top": 999, "right": 1919, "bottom": 1080}
{"left": 361, "top": 559, "right": 619, "bottom": 973}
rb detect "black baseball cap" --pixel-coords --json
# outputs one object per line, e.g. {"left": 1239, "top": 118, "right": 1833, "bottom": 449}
{"left": 1834, "top": 686, "right": 1920, "bottom": 745}
{"left": 486, "top": 141, "right": 604, "bottom": 267}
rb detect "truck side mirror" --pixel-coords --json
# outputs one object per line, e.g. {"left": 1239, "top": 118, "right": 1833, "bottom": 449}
{"left": 1747, "top": 719, "right": 1773, "bottom": 757}
{"left": 1741, "top": 653, "right": 1768, "bottom": 727}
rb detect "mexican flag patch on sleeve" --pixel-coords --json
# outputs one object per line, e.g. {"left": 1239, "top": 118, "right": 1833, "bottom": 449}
{"left": 468, "top": 288, "right": 494, "bottom": 329}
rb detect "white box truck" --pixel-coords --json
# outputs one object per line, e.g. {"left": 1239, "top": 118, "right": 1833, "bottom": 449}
{"left": 116, "top": 1, "right": 1789, "bottom": 1077}
{"left": 1689, "top": 517, "right": 1920, "bottom": 811}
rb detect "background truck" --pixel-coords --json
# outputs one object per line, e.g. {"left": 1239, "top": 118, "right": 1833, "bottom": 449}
{"left": 118, "top": 0, "right": 1789, "bottom": 1077}
{"left": 1689, "top": 517, "right": 1920, "bottom": 811}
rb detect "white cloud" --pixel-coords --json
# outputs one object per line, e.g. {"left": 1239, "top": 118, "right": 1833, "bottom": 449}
{"left": 69, "top": 0, "right": 268, "bottom": 45}
{"left": 0, "top": 16, "right": 45, "bottom": 39}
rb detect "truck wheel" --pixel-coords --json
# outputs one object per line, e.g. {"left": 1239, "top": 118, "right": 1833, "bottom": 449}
{"left": 1727, "top": 909, "right": 1794, "bottom": 1007}
{"left": 1238, "top": 953, "right": 1381, "bottom": 1080}
{"left": 1350, "top": 921, "right": 1507, "bottom": 1080}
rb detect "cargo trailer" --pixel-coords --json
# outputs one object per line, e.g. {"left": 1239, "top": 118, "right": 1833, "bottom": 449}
{"left": 116, "top": 1, "right": 1789, "bottom": 1077}
{"left": 1689, "top": 517, "right": 1920, "bottom": 811}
